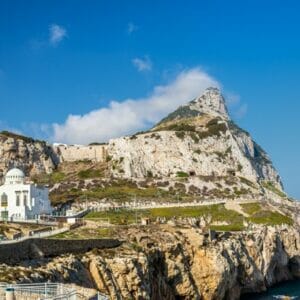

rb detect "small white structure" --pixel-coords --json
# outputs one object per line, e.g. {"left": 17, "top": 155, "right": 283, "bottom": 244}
{"left": 0, "top": 168, "right": 52, "bottom": 220}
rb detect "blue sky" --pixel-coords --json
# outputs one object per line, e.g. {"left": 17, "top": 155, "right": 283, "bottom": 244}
{"left": 0, "top": 0, "right": 300, "bottom": 198}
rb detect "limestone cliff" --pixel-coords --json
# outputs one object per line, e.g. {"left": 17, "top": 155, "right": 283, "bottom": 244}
{"left": 0, "top": 131, "right": 58, "bottom": 180}
{"left": 1, "top": 225, "right": 300, "bottom": 300}
{"left": 108, "top": 88, "right": 283, "bottom": 196}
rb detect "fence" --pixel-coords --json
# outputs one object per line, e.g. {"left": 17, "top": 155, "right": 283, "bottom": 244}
{"left": 0, "top": 227, "right": 69, "bottom": 245}
{"left": 0, "top": 283, "right": 109, "bottom": 300}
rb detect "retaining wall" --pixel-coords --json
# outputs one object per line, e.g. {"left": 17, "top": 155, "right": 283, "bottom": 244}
{"left": 0, "top": 238, "right": 121, "bottom": 264}
{"left": 53, "top": 145, "right": 108, "bottom": 163}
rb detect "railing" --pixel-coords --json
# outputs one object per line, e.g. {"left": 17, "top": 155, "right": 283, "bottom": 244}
{"left": 89, "top": 199, "right": 227, "bottom": 212}
{"left": 0, "top": 283, "right": 109, "bottom": 299}
{"left": 0, "top": 227, "right": 69, "bottom": 244}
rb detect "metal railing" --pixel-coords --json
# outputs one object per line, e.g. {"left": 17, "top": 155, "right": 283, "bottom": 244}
{"left": 0, "top": 283, "right": 109, "bottom": 299}
{"left": 0, "top": 227, "right": 69, "bottom": 244}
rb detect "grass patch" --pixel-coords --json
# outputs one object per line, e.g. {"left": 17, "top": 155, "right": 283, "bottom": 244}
{"left": 33, "top": 171, "right": 66, "bottom": 185}
{"left": 241, "top": 202, "right": 293, "bottom": 226}
{"left": 51, "top": 227, "right": 113, "bottom": 239}
{"left": 209, "top": 224, "right": 244, "bottom": 232}
{"left": 248, "top": 210, "right": 293, "bottom": 226}
{"left": 241, "top": 203, "right": 261, "bottom": 215}
{"left": 50, "top": 182, "right": 173, "bottom": 205}
{"left": 85, "top": 204, "right": 244, "bottom": 227}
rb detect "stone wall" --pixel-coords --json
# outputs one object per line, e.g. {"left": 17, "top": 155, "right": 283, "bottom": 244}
{"left": 53, "top": 145, "right": 108, "bottom": 163}
{"left": 0, "top": 238, "right": 121, "bottom": 264}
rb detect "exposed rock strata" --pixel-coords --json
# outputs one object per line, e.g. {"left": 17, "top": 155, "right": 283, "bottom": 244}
{"left": 1, "top": 225, "right": 299, "bottom": 300}
{"left": 108, "top": 88, "right": 283, "bottom": 193}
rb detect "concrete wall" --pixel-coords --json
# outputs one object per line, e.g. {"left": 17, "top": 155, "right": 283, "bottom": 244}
{"left": 53, "top": 145, "right": 108, "bottom": 163}
{"left": 0, "top": 238, "right": 121, "bottom": 264}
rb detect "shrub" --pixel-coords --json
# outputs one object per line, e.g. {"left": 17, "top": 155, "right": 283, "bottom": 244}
{"left": 176, "top": 171, "right": 189, "bottom": 178}
{"left": 190, "top": 132, "right": 199, "bottom": 143}
{"left": 130, "top": 135, "right": 137, "bottom": 140}
{"left": 78, "top": 169, "right": 103, "bottom": 179}
{"left": 147, "top": 170, "right": 153, "bottom": 178}
{"left": 175, "top": 131, "right": 185, "bottom": 139}
{"left": 262, "top": 181, "right": 286, "bottom": 198}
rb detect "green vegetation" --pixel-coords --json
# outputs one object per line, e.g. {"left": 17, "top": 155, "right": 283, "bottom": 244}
{"left": 175, "top": 131, "right": 185, "bottom": 139}
{"left": 33, "top": 171, "right": 66, "bottom": 185}
{"left": 50, "top": 171, "right": 66, "bottom": 183}
{"left": 262, "top": 181, "right": 286, "bottom": 198}
{"left": 84, "top": 202, "right": 294, "bottom": 228}
{"left": 85, "top": 204, "right": 244, "bottom": 228}
{"left": 156, "top": 105, "right": 200, "bottom": 125}
{"left": 241, "top": 203, "right": 262, "bottom": 215}
{"left": 241, "top": 202, "right": 293, "bottom": 226}
{"left": 210, "top": 224, "right": 244, "bottom": 232}
{"left": 78, "top": 169, "right": 103, "bottom": 179}
{"left": 146, "top": 170, "right": 153, "bottom": 178}
{"left": 51, "top": 227, "right": 113, "bottom": 239}
{"left": 239, "top": 177, "right": 256, "bottom": 188}
{"left": 176, "top": 171, "right": 189, "bottom": 178}
{"left": 248, "top": 211, "right": 293, "bottom": 226}
{"left": 50, "top": 180, "right": 175, "bottom": 205}
{"left": 163, "top": 123, "right": 196, "bottom": 132}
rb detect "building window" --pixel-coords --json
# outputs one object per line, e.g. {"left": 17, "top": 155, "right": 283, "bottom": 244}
{"left": 23, "top": 193, "right": 27, "bottom": 206}
{"left": 1, "top": 193, "right": 8, "bottom": 207}
{"left": 23, "top": 193, "right": 28, "bottom": 206}
{"left": 16, "top": 193, "right": 20, "bottom": 206}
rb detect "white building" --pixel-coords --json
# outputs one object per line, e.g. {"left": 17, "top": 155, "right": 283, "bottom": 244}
{"left": 0, "top": 168, "right": 52, "bottom": 220}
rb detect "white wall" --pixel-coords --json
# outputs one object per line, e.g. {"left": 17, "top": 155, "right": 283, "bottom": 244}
{"left": 0, "top": 183, "right": 52, "bottom": 219}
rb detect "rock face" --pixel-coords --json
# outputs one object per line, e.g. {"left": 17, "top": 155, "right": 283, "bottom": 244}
{"left": 0, "top": 131, "right": 58, "bottom": 180}
{"left": 108, "top": 88, "right": 283, "bottom": 191}
{"left": 2, "top": 225, "right": 299, "bottom": 300}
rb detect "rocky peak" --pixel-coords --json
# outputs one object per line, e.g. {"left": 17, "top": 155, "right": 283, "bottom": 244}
{"left": 157, "top": 87, "right": 229, "bottom": 126}
{"left": 189, "top": 87, "right": 229, "bottom": 120}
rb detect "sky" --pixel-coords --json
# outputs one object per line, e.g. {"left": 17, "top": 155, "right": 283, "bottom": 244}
{"left": 0, "top": 0, "right": 300, "bottom": 198}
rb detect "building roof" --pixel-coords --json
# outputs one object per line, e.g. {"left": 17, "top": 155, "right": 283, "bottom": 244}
{"left": 5, "top": 168, "right": 25, "bottom": 184}
{"left": 5, "top": 168, "right": 25, "bottom": 178}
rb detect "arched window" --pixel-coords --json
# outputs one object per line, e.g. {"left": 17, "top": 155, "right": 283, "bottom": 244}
{"left": 1, "top": 193, "right": 8, "bottom": 207}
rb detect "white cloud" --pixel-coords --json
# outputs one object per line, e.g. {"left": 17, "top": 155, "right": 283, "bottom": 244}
{"left": 225, "top": 91, "right": 248, "bottom": 119}
{"left": 235, "top": 103, "right": 248, "bottom": 118}
{"left": 52, "top": 68, "right": 219, "bottom": 144}
{"left": 132, "top": 56, "right": 152, "bottom": 72}
{"left": 127, "top": 22, "right": 138, "bottom": 34}
{"left": 49, "top": 24, "right": 67, "bottom": 46}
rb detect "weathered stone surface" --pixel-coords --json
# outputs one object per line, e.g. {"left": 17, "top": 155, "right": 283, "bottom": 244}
{"left": 0, "top": 225, "right": 299, "bottom": 300}
{"left": 108, "top": 88, "right": 283, "bottom": 194}
{"left": 0, "top": 132, "right": 58, "bottom": 179}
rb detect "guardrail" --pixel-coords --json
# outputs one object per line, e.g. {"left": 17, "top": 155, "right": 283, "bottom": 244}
{"left": 0, "top": 227, "right": 69, "bottom": 244}
{"left": 89, "top": 199, "right": 227, "bottom": 212}
{"left": 0, "top": 283, "right": 109, "bottom": 299}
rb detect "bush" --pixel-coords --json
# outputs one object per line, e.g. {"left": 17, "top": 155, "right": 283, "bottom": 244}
{"left": 262, "top": 181, "right": 286, "bottom": 198}
{"left": 147, "top": 170, "right": 153, "bottom": 178}
{"left": 175, "top": 131, "right": 185, "bottom": 139}
{"left": 78, "top": 169, "right": 103, "bottom": 179}
{"left": 176, "top": 171, "right": 189, "bottom": 178}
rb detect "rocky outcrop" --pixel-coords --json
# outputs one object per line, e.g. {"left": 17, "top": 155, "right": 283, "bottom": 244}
{"left": 1, "top": 225, "right": 299, "bottom": 300}
{"left": 0, "top": 131, "right": 58, "bottom": 180}
{"left": 108, "top": 88, "right": 283, "bottom": 195}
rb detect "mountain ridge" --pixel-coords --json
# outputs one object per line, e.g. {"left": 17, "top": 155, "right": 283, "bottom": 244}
{"left": 0, "top": 88, "right": 288, "bottom": 204}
